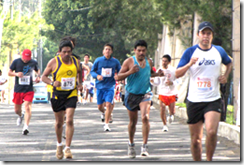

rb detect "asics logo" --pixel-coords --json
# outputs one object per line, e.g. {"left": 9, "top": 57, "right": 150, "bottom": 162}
{"left": 199, "top": 58, "right": 215, "bottom": 66}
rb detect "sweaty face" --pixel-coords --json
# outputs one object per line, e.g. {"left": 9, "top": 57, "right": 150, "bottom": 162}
{"left": 162, "top": 58, "right": 170, "bottom": 68}
{"left": 103, "top": 46, "right": 113, "bottom": 58}
{"left": 84, "top": 56, "right": 89, "bottom": 62}
{"left": 60, "top": 46, "right": 72, "bottom": 58}
{"left": 198, "top": 28, "right": 213, "bottom": 49}
{"left": 134, "top": 46, "right": 147, "bottom": 61}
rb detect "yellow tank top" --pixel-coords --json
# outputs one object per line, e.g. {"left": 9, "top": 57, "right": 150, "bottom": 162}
{"left": 51, "top": 55, "right": 78, "bottom": 99}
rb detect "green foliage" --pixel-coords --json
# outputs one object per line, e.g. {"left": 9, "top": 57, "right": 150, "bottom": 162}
{"left": 175, "top": 102, "right": 186, "bottom": 108}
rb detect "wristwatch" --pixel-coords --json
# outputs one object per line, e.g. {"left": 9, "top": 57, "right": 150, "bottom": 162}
{"left": 50, "top": 81, "right": 54, "bottom": 86}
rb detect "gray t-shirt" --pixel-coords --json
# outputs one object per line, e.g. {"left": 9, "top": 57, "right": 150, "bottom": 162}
{"left": 81, "top": 62, "right": 93, "bottom": 81}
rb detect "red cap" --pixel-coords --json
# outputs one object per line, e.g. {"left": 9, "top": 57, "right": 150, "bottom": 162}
{"left": 22, "top": 49, "right": 32, "bottom": 60}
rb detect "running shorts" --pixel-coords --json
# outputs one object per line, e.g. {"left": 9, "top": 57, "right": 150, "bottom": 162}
{"left": 124, "top": 90, "right": 153, "bottom": 111}
{"left": 186, "top": 98, "right": 221, "bottom": 124}
{"left": 158, "top": 95, "right": 176, "bottom": 106}
{"left": 12, "top": 91, "right": 34, "bottom": 104}
{"left": 96, "top": 88, "right": 114, "bottom": 105}
{"left": 51, "top": 96, "right": 77, "bottom": 112}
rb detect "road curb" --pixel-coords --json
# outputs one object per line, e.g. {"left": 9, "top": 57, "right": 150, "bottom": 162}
{"left": 152, "top": 95, "right": 240, "bottom": 145}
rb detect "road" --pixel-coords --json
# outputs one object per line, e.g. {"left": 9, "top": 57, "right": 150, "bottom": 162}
{"left": 0, "top": 102, "right": 240, "bottom": 162}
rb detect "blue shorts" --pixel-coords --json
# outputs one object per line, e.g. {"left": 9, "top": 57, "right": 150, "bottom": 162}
{"left": 124, "top": 90, "right": 153, "bottom": 111}
{"left": 96, "top": 87, "right": 115, "bottom": 105}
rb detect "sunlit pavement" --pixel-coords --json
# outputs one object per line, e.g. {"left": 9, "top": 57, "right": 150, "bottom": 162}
{"left": 0, "top": 102, "right": 240, "bottom": 161}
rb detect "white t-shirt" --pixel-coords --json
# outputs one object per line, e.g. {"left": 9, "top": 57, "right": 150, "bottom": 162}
{"left": 177, "top": 44, "right": 232, "bottom": 102}
{"left": 0, "top": 76, "right": 7, "bottom": 90}
{"left": 152, "top": 66, "right": 178, "bottom": 96}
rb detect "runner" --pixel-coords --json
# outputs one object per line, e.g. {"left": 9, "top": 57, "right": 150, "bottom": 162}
{"left": 81, "top": 54, "right": 93, "bottom": 104}
{"left": 151, "top": 54, "right": 178, "bottom": 132}
{"left": 175, "top": 21, "right": 232, "bottom": 161}
{"left": 41, "top": 40, "right": 83, "bottom": 159}
{"left": 8, "top": 49, "right": 40, "bottom": 135}
{"left": 116, "top": 40, "right": 164, "bottom": 158}
{"left": 90, "top": 43, "right": 121, "bottom": 131}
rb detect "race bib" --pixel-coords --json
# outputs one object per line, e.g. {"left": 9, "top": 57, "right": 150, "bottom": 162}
{"left": 19, "top": 76, "right": 30, "bottom": 85}
{"left": 196, "top": 77, "right": 213, "bottom": 91}
{"left": 61, "top": 77, "right": 75, "bottom": 90}
{"left": 101, "top": 68, "right": 112, "bottom": 77}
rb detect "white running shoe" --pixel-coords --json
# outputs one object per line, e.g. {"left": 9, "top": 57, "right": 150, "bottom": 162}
{"left": 103, "top": 124, "right": 111, "bottom": 131}
{"left": 17, "top": 113, "right": 24, "bottom": 126}
{"left": 101, "top": 113, "right": 105, "bottom": 122}
{"left": 141, "top": 144, "right": 149, "bottom": 156}
{"left": 170, "top": 115, "right": 174, "bottom": 123}
{"left": 167, "top": 115, "right": 172, "bottom": 124}
{"left": 162, "top": 125, "right": 168, "bottom": 132}
{"left": 128, "top": 144, "right": 136, "bottom": 158}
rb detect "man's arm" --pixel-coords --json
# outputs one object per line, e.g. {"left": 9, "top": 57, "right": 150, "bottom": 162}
{"left": 41, "top": 59, "right": 55, "bottom": 85}
{"left": 148, "top": 58, "right": 164, "bottom": 77}
{"left": 175, "top": 57, "right": 198, "bottom": 78}
{"left": 218, "top": 60, "right": 233, "bottom": 84}
{"left": 82, "top": 64, "right": 90, "bottom": 80}
{"left": 116, "top": 58, "right": 139, "bottom": 81}
{"left": 34, "top": 69, "right": 41, "bottom": 83}
{"left": 8, "top": 69, "right": 23, "bottom": 78}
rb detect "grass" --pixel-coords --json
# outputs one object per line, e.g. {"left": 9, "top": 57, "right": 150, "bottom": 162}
{"left": 175, "top": 103, "right": 235, "bottom": 125}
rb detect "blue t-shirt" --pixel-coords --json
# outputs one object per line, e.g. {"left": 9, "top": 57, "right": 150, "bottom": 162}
{"left": 91, "top": 56, "right": 121, "bottom": 89}
{"left": 10, "top": 58, "right": 39, "bottom": 93}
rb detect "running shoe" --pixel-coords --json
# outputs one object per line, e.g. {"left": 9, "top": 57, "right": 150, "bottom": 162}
{"left": 22, "top": 129, "right": 29, "bottom": 135}
{"left": 170, "top": 115, "right": 174, "bottom": 123}
{"left": 56, "top": 146, "right": 64, "bottom": 159}
{"left": 140, "top": 144, "right": 149, "bottom": 156}
{"left": 128, "top": 143, "right": 136, "bottom": 158}
{"left": 101, "top": 113, "right": 105, "bottom": 122}
{"left": 64, "top": 148, "right": 73, "bottom": 159}
{"left": 103, "top": 124, "right": 111, "bottom": 131}
{"left": 162, "top": 125, "right": 168, "bottom": 132}
{"left": 17, "top": 113, "right": 24, "bottom": 126}
{"left": 167, "top": 115, "right": 171, "bottom": 124}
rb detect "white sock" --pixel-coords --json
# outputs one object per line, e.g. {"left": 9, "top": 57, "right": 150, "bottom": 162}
{"left": 57, "top": 142, "right": 62, "bottom": 146}
{"left": 104, "top": 123, "right": 108, "bottom": 127}
{"left": 23, "top": 124, "right": 28, "bottom": 130}
{"left": 64, "top": 146, "right": 70, "bottom": 150}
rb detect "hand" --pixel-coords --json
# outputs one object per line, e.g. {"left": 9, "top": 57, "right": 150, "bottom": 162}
{"left": 34, "top": 77, "right": 40, "bottom": 83}
{"left": 114, "top": 74, "right": 118, "bottom": 81}
{"left": 97, "top": 75, "right": 103, "bottom": 81}
{"left": 77, "top": 84, "right": 83, "bottom": 93}
{"left": 165, "top": 80, "right": 172, "bottom": 86}
{"left": 129, "top": 64, "right": 140, "bottom": 74}
{"left": 53, "top": 81, "right": 61, "bottom": 87}
{"left": 218, "top": 75, "right": 227, "bottom": 84}
{"left": 150, "top": 78, "right": 154, "bottom": 84}
{"left": 157, "top": 69, "right": 164, "bottom": 77}
{"left": 84, "top": 75, "right": 87, "bottom": 80}
{"left": 188, "top": 57, "right": 199, "bottom": 66}
{"left": 16, "top": 72, "right": 24, "bottom": 78}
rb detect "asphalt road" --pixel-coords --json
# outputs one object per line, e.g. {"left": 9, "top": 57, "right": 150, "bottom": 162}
{"left": 0, "top": 102, "right": 240, "bottom": 162}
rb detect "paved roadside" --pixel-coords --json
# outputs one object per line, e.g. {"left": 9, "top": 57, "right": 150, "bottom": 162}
{"left": 0, "top": 102, "right": 240, "bottom": 161}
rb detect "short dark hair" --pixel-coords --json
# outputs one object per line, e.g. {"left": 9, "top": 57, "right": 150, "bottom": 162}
{"left": 162, "top": 54, "right": 171, "bottom": 62}
{"left": 134, "top": 40, "right": 147, "bottom": 49}
{"left": 104, "top": 43, "right": 113, "bottom": 51}
{"left": 84, "top": 54, "right": 90, "bottom": 58}
{"left": 59, "top": 40, "right": 73, "bottom": 52}
{"left": 61, "top": 36, "right": 76, "bottom": 48}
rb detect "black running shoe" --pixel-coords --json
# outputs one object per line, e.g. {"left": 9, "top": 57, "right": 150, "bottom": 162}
{"left": 22, "top": 129, "right": 29, "bottom": 135}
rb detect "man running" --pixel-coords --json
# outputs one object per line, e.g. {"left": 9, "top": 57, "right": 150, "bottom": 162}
{"left": 41, "top": 40, "right": 83, "bottom": 159}
{"left": 81, "top": 54, "right": 93, "bottom": 104}
{"left": 90, "top": 43, "right": 121, "bottom": 132}
{"left": 8, "top": 49, "right": 40, "bottom": 135}
{"left": 151, "top": 54, "right": 178, "bottom": 132}
{"left": 116, "top": 40, "right": 164, "bottom": 158}
{"left": 175, "top": 21, "right": 232, "bottom": 161}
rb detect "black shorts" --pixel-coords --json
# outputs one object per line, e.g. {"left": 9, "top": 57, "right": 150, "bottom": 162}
{"left": 89, "top": 93, "right": 94, "bottom": 97}
{"left": 51, "top": 97, "right": 78, "bottom": 112}
{"left": 186, "top": 98, "right": 221, "bottom": 124}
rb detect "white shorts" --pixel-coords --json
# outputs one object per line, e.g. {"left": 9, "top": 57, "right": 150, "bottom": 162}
{"left": 83, "top": 81, "right": 91, "bottom": 90}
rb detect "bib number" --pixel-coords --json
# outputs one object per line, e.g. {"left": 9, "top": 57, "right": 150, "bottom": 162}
{"left": 101, "top": 68, "right": 112, "bottom": 77}
{"left": 19, "top": 76, "right": 30, "bottom": 85}
{"left": 196, "top": 77, "right": 213, "bottom": 91}
{"left": 61, "top": 77, "right": 75, "bottom": 90}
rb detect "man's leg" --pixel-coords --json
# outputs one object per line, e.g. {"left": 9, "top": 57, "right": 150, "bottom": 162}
{"left": 168, "top": 101, "right": 176, "bottom": 116}
{"left": 127, "top": 110, "right": 138, "bottom": 144}
{"left": 15, "top": 104, "right": 22, "bottom": 116}
{"left": 23, "top": 101, "right": 32, "bottom": 126}
{"left": 140, "top": 101, "right": 150, "bottom": 145}
{"left": 188, "top": 121, "right": 204, "bottom": 161}
{"left": 160, "top": 100, "right": 167, "bottom": 125}
{"left": 204, "top": 111, "right": 220, "bottom": 161}
{"left": 105, "top": 102, "right": 113, "bottom": 124}
{"left": 54, "top": 111, "right": 65, "bottom": 144}
{"left": 65, "top": 108, "right": 75, "bottom": 147}
{"left": 1, "top": 90, "right": 5, "bottom": 103}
